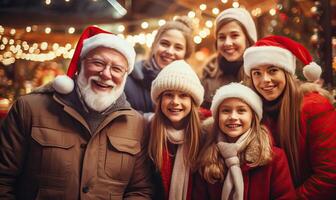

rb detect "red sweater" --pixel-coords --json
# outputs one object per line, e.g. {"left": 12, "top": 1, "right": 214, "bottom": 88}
{"left": 160, "top": 143, "right": 192, "bottom": 200}
{"left": 192, "top": 147, "right": 296, "bottom": 200}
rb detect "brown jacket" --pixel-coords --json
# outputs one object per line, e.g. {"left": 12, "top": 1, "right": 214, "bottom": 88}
{"left": 0, "top": 92, "right": 153, "bottom": 200}
{"left": 201, "top": 54, "right": 245, "bottom": 109}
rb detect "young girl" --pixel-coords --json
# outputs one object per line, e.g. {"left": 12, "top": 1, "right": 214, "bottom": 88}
{"left": 125, "top": 16, "right": 194, "bottom": 113}
{"left": 243, "top": 35, "right": 336, "bottom": 199}
{"left": 201, "top": 8, "right": 257, "bottom": 110}
{"left": 194, "top": 83, "right": 295, "bottom": 200}
{"left": 148, "top": 60, "right": 204, "bottom": 200}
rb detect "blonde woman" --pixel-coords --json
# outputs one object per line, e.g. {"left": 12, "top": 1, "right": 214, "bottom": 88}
{"left": 194, "top": 83, "right": 295, "bottom": 200}
{"left": 148, "top": 60, "right": 204, "bottom": 200}
{"left": 125, "top": 16, "right": 194, "bottom": 113}
{"left": 243, "top": 35, "right": 336, "bottom": 199}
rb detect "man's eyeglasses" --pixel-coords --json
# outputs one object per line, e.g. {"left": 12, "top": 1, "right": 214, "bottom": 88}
{"left": 84, "top": 57, "right": 127, "bottom": 79}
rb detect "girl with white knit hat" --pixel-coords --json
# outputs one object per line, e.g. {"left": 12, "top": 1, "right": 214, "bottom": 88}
{"left": 148, "top": 60, "right": 204, "bottom": 200}
{"left": 200, "top": 8, "right": 257, "bottom": 115}
{"left": 243, "top": 35, "right": 336, "bottom": 199}
{"left": 193, "top": 82, "right": 295, "bottom": 200}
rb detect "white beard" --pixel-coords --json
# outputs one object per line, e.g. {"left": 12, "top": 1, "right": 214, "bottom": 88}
{"left": 77, "top": 68, "right": 126, "bottom": 112}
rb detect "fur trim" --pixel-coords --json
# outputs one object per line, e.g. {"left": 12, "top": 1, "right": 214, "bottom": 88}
{"left": 52, "top": 75, "right": 75, "bottom": 94}
{"left": 300, "top": 82, "right": 334, "bottom": 104}
{"left": 31, "top": 82, "right": 55, "bottom": 94}
{"left": 243, "top": 46, "right": 295, "bottom": 76}
{"left": 303, "top": 62, "right": 322, "bottom": 82}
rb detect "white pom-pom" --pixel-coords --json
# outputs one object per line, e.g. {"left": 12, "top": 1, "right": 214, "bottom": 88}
{"left": 52, "top": 75, "right": 74, "bottom": 94}
{"left": 303, "top": 62, "right": 322, "bottom": 82}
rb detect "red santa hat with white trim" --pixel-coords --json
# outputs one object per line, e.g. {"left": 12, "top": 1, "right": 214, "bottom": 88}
{"left": 53, "top": 26, "right": 136, "bottom": 94}
{"left": 243, "top": 35, "right": 322, "bottom": 82}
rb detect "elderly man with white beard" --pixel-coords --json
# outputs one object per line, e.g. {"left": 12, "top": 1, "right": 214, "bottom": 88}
{"left": 0, "top": 26, "right": 153, "bottom": 200}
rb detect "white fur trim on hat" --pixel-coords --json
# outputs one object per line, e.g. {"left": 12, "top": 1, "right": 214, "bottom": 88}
{"left": 303, "top": 62, "right": 322, "bottom": 82}
{"left": 216, "top": 8, "right": 257, "bottom": 42}
{"left": 243, "top": 46, "right": 296, "bottom": 76}
{"left": 211, "top": 83, "right": 263, "bottom": 121}
{"left": 80, "top": 33, "right": 136, "bottom": 74}
{"left": 151, "top": 60, "right": 204, "bottom": 106}
{"left": 53, "top": 75, "right": 74, "bottom": 94}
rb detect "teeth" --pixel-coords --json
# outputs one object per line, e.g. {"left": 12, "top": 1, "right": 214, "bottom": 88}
{"left": 169, "top": 108, "right": 182, "bottom": 112}
{"left": 227, "top": 124, "right": 240, "bottom": 128}
{"left": 94, "top": 81, "right": 112, "bottom": 88}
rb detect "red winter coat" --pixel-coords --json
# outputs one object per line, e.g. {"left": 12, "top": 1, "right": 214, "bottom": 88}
{"left": 265, "top": 92, "right": 336, "bottom": 199}
{"left": 192, "top": 147, "right": 296, "bottom": 200}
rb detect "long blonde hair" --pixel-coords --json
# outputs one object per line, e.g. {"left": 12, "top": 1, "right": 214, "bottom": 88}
{"left": 198, "top": 111, "right": 273, "bottom": 184}
{"left": 148, "top": 96, "right": 201, "bottom": 171}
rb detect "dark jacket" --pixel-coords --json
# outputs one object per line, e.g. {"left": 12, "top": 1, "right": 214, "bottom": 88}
{"left": 201, "top": 54, "right": 245, "bottom": 109}
{"left": 125, "top": 60, "right": 160, "bottom": 113}
{"left": 0, "top": 89, "right": 153, "bottom": 200}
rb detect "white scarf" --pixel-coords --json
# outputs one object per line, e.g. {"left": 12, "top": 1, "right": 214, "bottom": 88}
{"left": 217, "top": 129, "right": 251, "bottom": 200}
{"left": 166, "top": 127, "right": 189, "bottom": 200}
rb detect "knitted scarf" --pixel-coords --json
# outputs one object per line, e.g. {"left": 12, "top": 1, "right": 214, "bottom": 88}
{"left": 166, "top": 127, "right": 189, "bottom": 200}
{"left": 217, "top": 129, "right": 251, "bottom": 200}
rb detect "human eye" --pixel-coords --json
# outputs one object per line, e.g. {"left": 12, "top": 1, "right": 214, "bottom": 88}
{"left": 220, "top": 108, "right": 230, "bottom": 113}
{"left": 251, "top": 70, "right": 261, "bottom": 77}
{"left": 238, "top": 108, "right": 247, "bottom": 113}
{"left": 175, "top": 45, "right": 184, "bottom": 51}
{"left": 160, "top": 40, "right": 169, "bottom": 47}
{"left": 218, "top": 35, "right": 226, "bottom": 41}
{"left": 91, "top": 59, "right": 105, "bottom": 68}
{"left": 179, "top": 93, "right": 189, "bottom": 98}
{"left": 163, "top": 91, "right": 174, "bottom": 98}
{"left": 269, "top": 67, "right": 279, "bottom": 74}
{"left": 111, "top": 65, "right": 125, "bottom": 74}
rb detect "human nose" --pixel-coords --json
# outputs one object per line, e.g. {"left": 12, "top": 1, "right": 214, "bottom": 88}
{"left": 166, "top": 46, "right": 174, "bottom": 55}
{"left": 224, "top": 37, "right": 233, "bottom": 45}
{"left": 170, "top": 95, "right": 180, "bottom": 105}
{"left": 228, "top": 111, "right": 238, "bottom": 120}
{"left": 262, "top": 72, "right": 272, "bottom": 82}
{"left": 99, "top": 65, "right": 112, "bottom": 80}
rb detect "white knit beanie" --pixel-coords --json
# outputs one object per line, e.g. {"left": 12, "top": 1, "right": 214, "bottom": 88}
{"left": 211, "top": 82, "right": 263, "bottom": 121}
{"left": 151, "top": 60, "right": 204, "bottom": 106}
{"left": 215, "top": 8, "right": 257, "bottom": 42}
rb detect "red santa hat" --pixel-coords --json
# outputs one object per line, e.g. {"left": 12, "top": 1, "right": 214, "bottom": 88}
{"left": 53, "top": 26, "right": 136, "bottom": 94}
{"left": 243, "top": 35, "right": 322, "bottom": 82}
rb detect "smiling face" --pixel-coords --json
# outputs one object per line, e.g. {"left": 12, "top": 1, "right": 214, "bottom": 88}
{"left": 153, "top": 29, "right": 187, "bottom": 69}
{"left": 218, "top": 98, "right": 253, "bottom": 142}
{"left": 77, "top": 47, "right": 128, "bottom": 112}
{"left": 216, "top": 21, "right": 248, "bottom": 62}
{"left": 251, "top": 65, "right": 286, "bottom": 101}
{"left": 160, "top": 90, "right": 192, "bottom": 129}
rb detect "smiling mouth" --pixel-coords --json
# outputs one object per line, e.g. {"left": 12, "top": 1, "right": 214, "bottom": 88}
{"left": 262, "top": 85, "right": 276, "bottom": 92}
{"left": 226, "top": 124, "right": 241, "bottom": 128}
{"left": 92, "top": 80, "right": 113, "bottom": 89}
{"left": 161, "top": 56, "right": 174, "bottom": 63}
{"left": 168, "top": 108, "right": 183, "bottom": 113}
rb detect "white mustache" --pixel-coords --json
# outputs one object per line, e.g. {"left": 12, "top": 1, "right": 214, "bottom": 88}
{"left": 89, "top": 76, "right": 116, "bottom": 87}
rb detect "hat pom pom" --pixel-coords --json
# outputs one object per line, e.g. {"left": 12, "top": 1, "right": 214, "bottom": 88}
{"left": 52, "top": 75, "right": 74, "bottom": 94}
{"left": 303, "top": 62, "right": 322, "bottom": 82}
